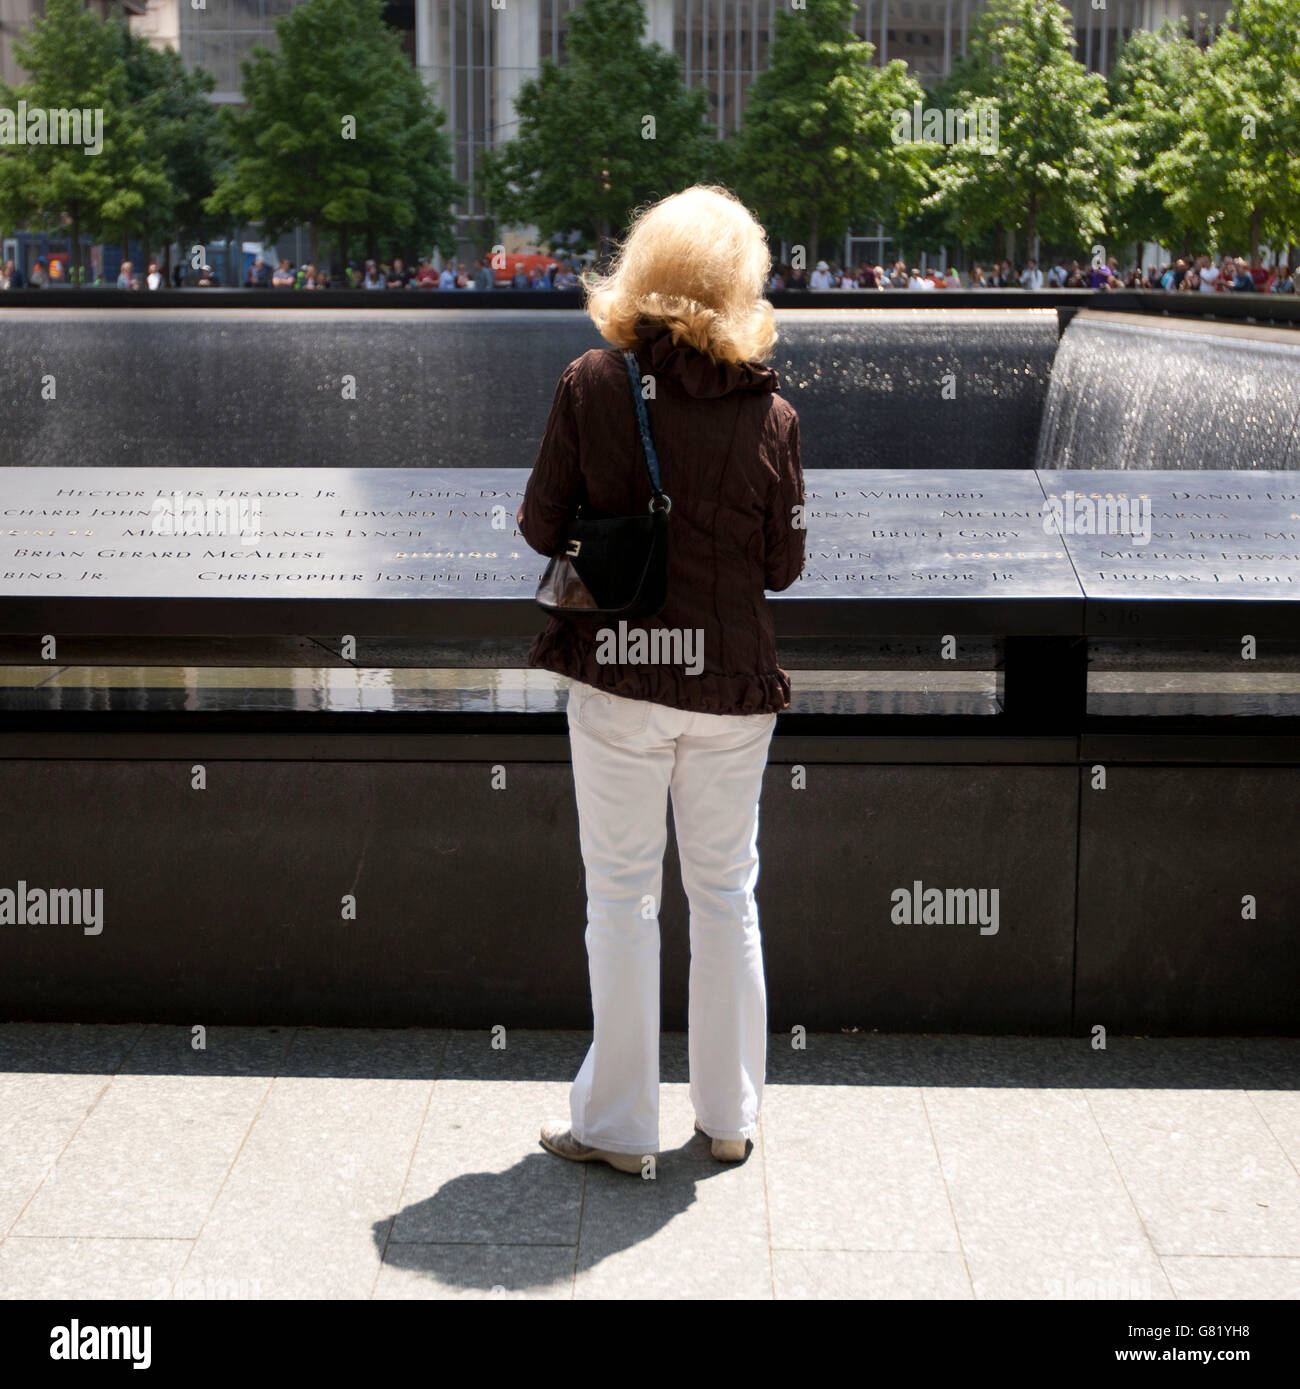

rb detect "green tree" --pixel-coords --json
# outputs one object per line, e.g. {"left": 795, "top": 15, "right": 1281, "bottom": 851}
{"left": 477, "top": 0, "right": 711, "bottom": 257}
{"left": 120, "top": 26, "right": 223, "bottom": 271}
{"left": 0, "top": 0, "right": 169, "bottom": 282}
{"left": 1106, "top": 22, "right": 1202, "bottom": 260}
{"left": 727, "top": 0, "right": 929, "bottom": 262}
{"left": 209, "top": 0, "right": 461, "bottom": 268}
{"left": 923, "top": 0, "right": 1123, "bottom": 261}
{"left": 899, "top": 55, "right": 999, "bottom": 264}
{"left": 368, "top": 50, "right": 464, "bottom": 263}
{"left": 1150, "top": 0, "right": 1300, "bottom": 262}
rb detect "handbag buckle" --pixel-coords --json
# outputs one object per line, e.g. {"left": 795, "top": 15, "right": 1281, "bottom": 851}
{"left": 649, "top": 494, "right": 672, "bottom": 515}
{"left": 565, "top": 539, "right": 582, "bottom": 557}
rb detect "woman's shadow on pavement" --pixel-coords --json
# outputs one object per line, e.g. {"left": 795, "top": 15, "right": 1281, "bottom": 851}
{"left": 372, "top": 1128, "right": 744, "bottom": 1295}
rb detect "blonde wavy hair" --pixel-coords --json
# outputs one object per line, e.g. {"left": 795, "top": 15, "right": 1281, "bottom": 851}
{"left": 584, "top": 185, "right": 777, "bottom": 366}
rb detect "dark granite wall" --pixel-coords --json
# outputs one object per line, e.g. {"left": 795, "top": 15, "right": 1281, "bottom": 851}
{"left": 4, "top": 753, "right": 1295, "bottom": 1031}
{"left": 0, "top": 757, "right": 1076, "bottom": 1032}
{"left": 0, "top": 308, "right": 1060, "bottom": 472}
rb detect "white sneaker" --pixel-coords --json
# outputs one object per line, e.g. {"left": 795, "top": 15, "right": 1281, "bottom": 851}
{"left": 540, "top": 1120, "right": 646, "bottom": 1174}
{"left": 694, "top": 1118, "right": 749, "bottom": 1163}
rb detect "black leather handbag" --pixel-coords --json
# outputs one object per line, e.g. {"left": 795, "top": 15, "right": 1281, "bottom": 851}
{"left": 535, "top": 350, "right": 672, "bottom": 620}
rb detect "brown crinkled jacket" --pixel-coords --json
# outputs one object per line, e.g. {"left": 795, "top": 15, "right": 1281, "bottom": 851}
{"left": 518, "top": 318, "right": 805, "bottom": 714}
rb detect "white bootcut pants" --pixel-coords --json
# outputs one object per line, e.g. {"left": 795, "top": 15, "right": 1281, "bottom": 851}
{"left": 565, "top": 679, "right": 778, "bottom": 1156}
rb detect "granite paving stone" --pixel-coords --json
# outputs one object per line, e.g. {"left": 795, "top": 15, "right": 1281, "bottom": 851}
{"left": 1, "top": 1028, "right": 1295, "bottom": 1300}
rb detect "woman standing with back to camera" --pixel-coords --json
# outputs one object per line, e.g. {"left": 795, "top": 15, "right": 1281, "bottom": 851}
{"left": 517, "top": 184, "right": 805, "bottom": 1173}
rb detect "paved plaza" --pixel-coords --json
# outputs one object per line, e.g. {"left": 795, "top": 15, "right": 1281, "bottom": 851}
{"left": 2, "top": 1027, "right": 1298, "bottom": 1300}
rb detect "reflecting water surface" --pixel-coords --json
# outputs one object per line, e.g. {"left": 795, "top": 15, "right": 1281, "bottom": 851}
{"left": 0, "top": 665, "right": 998, "bottom": 716}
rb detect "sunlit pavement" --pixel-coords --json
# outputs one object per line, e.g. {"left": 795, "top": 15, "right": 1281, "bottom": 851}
{"left": 1, "top": 1027, "right": 1298, "bottom": 1300}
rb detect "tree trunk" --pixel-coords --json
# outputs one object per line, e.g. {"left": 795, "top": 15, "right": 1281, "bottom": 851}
{"left": 310, "top": 221, "right": 319, "bottom": 267}
{"left": 1250, "top": 205, "right": 1260, "bottom": 264}
{"left": 340, "top": 225, "right": 351, "bottom": 279}
{"left": 808, "top": 209, "right": 820, "bottom": 272}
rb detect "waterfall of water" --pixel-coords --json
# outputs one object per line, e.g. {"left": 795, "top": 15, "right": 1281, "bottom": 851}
{"left": 1036, "top": 311, "right": 1300, "bottom": 471}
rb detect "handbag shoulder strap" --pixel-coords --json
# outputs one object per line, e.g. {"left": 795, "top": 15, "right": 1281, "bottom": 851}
{"left": 622, "top": 349, "right": 670, "bottom": 509}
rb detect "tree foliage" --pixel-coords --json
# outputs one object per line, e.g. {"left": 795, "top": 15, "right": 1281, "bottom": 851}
{"left": 726, "top": 0, "right": 929, "bottom": 260}
{"left": 1149, "top": 0, "right": 1300, "bottom": 260}
{"left": 477, "top": 0, "right": 711, "bottom": 255}
{"left": 208, "top": 0, "right": 462, "bottom": 265}
{"left": 921, "top": 0, "right": 1124, "bottom": 259}
{"left": 1106, "top": 22, "right": 1202, "bottom": 256}
{"left": 0, "top": 0, "right": 169, "bottom": 278}
{"left": 3, "top": 0, "right": 1296, "bottom": 278}
{"left": 120, "top": 26, "right": 223, "bottom": 254}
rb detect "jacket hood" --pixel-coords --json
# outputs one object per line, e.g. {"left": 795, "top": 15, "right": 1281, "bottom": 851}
{"left": 632, "top": 320, "right": 781, "bottom": 399}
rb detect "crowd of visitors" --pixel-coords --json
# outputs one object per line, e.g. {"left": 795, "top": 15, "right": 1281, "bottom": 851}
{"left": 342, "top": 256, "right": 584, "bottom": 290}
{"left": 774, "top": 253, "right": 1296, "bottom": 293}
{"left": 0, "top": 251, "right": 586, "bottom": 289}
{"left": 3, "top": 249, "right": 1295, "bottom": 294}
{"left": 232, "top": 253, "right": 583, "bottom": 290}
